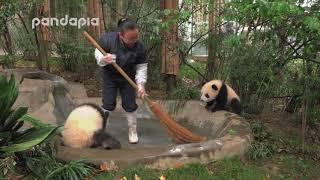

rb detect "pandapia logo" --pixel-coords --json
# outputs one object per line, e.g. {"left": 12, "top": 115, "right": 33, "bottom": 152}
{"left": 32, "top": 15, "right": 99, "bottom": 29}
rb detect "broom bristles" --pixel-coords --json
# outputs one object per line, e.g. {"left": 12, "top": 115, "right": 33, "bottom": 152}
{"left": 149, "top": 101, "right": 206, "bottom": 143}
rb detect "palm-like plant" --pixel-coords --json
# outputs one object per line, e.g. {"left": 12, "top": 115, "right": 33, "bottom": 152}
{"left": 0, "top": 74, "right": 61, "bottom": 154}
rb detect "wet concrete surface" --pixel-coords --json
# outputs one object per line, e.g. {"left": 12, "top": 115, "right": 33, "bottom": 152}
{"left": 106, "top": 113, "right": 173, "bottom": 148}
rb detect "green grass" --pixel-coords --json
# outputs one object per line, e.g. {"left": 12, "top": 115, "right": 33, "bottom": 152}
{"left": 93, "top": 166, "right": 159, "bottom": 180}
{"left": 209, "top": 157, "right": 266, "bottom": 180}
{"left": 93, "top": 157, "right": 268, "bottom": 180}
{"left": 163, "top": 163, "right": 213, "bottom": 180}
{"left": 250, "top": 154, "right": 320, "bottom": 180}
{"left": 271, "top": 128, "right": 320, "bottom": 155}
{"left": 280, "top": 155, "right": 320, "bottom": 179}
{"left": 92, "top": 155, "right": 320, "bottom": 179}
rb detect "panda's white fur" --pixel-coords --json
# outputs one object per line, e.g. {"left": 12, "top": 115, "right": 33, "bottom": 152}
{"left": 62, "top": 104, "right": 121, "bottom": 149}
{"left": 62, "top": 105, "right": 103, "bottom": 148}
{"left": 200, "top": 79, "right": 241, "bottom": 114}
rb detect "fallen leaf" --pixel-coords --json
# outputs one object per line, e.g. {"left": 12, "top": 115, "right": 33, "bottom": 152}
{"left": 100, "top": 162, "right": 109, "bottom": 171}
{"left": 174, "top": 163, "right": 184, "bottom": 169}
{"left": 159, "top": 175, "right": 166, "bottom": 180}
{"left": 99, "top": 161, "right": 119, "bottom": 172}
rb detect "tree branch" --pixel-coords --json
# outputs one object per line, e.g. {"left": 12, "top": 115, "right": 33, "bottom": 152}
{"left": 104, "top": 0, "right": 125, "bottom": 17}
{"left": 136, "top": 7, "right": 158, "bottom": 22}
{"left": 124, "top": 0, "right": 133, "bottom": 17}
{"left": 179, "top": 49, "right": 208, "bottom": 82}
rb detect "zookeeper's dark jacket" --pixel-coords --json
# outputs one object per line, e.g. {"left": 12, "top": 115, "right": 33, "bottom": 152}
{"left": 97, "top": 32, "right": 147, "bottom": 80}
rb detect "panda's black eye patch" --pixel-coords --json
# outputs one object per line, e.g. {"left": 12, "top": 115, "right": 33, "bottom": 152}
{"left": 205, "top": 93, "right": 209, "bottom": 98}
{"left": 212, "top": 85, "right": 218, "bottom": 90}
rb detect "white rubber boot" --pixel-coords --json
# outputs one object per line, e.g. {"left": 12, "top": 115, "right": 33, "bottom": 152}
{"left": 126, "top": 111, "right": 138, "bottom": 144}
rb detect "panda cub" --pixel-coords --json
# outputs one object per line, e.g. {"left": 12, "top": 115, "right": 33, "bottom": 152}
{"left": 200, "top": 79, "right": 241, "bottom": 114}
{"left": 62, "top": 103, "right": 121, "bottom": 149}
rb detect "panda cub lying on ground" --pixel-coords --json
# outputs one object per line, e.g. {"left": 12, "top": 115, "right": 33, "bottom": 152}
{"left": 62, "top": 103, "right": 121, "bottom": 149}
{"left": 200, "top": 79, "right": 241, "bottom": 115}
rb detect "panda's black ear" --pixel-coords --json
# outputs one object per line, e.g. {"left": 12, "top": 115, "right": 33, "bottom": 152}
{"left": 200, "top": 81, "right": 207, "bottom": 87}
{"left": 211, "top": 84, "right": 218, "bottom": 90}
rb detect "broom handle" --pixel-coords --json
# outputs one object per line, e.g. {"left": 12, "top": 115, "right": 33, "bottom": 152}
{"left": 83, "top": 31, "right": 152, "bottom": 104}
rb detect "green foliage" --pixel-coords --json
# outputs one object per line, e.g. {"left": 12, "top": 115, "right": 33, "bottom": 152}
{"left": 279, "top": 155, "right": 320, "bottom": 179}
{"left": 179, "top": 62, "right": 206, "bottom": 81}
{"left": 0, "top": 74, "right": 60, "bottom": 155}
{"left": 167, "top": 84, "right": 200, "bottom": 115}
{"left": 0, "top": 55, "right": 15, "bottom": 68}
{"left": 248, "top": 141, "right": 275, "bottom": 161}
{"left": 20, "top": 115, "right": 52, "bottom": 129}
{"left": 168, "top": 85, "right": 199, "bottom": 100}
{"left": 25, "top": 150, "right": 94, "bottom": 180}
{"left": 221, "top": 35, "right": 276, "bottom": 113}
{"left": 0, "top": 0, "right": 19, "bottom": 32}
{"left": 207, "top": 0, "right": 320, "bottom": 116}
{"left": 0, "top": 156, "right": 17, "bottom": 177}
{"left": 247, "top": 122, "right": 275, "bottom": 160}
{"left": 55, "top": 37, "right": 94, "bottom": 73}
{"left": 0, "top": 0, "right": 42, "bottom": 32}
{"left": 12, "top": 23, "right": 38, "bottom": 61}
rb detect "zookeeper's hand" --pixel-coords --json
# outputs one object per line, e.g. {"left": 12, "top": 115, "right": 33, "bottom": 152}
{"left": 137, "top": 84, "right": 148, "bottom": 98}
{"left": 101, "top": 53, "right": 116, "bottom": 64}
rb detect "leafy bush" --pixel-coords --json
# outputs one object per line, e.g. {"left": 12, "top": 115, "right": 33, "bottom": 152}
{"left": 221, "top": 35, "right": 276, "bottom": 114}
{"left": 179, "top": 62, "right": 206, "bottom": 81}
{"left": 167, "top": 84, "right": 200, "bottom": 115}
{"left": 0, "top": 74, "right": 61, "bottom": 155}
{"left": 55, "top": 37, "right": 93, "bottom": 73}
{"left": 25, "top": 151, "right": 94, "bottom": 180}
{"left": 247, "top": 122, "right": 275, "bottom": 160}
{"left": 0, "top": 55, "right": 15, "bottom": 69}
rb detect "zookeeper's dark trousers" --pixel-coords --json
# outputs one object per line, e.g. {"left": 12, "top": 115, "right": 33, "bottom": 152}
{"left": 101, "top": 74, "right": 138, "bottom": 113}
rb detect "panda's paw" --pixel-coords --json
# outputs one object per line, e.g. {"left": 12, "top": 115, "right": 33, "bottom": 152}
{"left": 205, "top": 105, "right": 216, "bottom": 112}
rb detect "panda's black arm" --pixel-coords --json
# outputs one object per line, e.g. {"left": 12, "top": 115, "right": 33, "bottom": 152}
{"left": 214, "top": 84, "right": 228, "bottom": 109}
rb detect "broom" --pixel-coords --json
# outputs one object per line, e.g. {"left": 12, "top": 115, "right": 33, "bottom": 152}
{"left": 83, "top": 31, "right": 206, "bottom": 143}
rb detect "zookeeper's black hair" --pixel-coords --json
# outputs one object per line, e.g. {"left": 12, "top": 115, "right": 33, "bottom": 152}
{"left": 117, "top": 18, "right": 138, "bottom": 32}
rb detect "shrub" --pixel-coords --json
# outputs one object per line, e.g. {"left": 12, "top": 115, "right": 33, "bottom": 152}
{"left": 247, "top": 122, "right": 275, "bottom": 160}
{"left": 0, "top": 74, "right": 61, "bottom": 155}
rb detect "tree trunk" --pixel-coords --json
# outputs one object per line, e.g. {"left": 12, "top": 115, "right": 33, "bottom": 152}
{"left": 206, "top": 0, "right": 223, "bottom": 79}
{"left": 161, "top": 0, "right": 179, "bottom": 93}
{"left": 36, "top": 0, "right": 51, "bottom": 71}
{"left": 3, "top": 24, "right": 13, "bottom": 55}
{"left": 88, "top": 0, "right": 105, "bottom": 39}
{"left": 166, "top": 74, "right": 177, "bottom": 92}
{"left": 1, "top": 23, "right": 14, "bottom": 68}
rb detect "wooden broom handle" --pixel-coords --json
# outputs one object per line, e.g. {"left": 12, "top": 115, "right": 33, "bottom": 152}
{"left": 83, "top": 31, "right": 152, "bottom": 104}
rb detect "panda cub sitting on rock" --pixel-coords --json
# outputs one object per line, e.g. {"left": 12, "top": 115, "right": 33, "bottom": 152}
{"left": 62, "top": 103, "right": 121, "bottom": 149}
{"left": 200, "top": 79, "right": 241, "bottom": 115}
